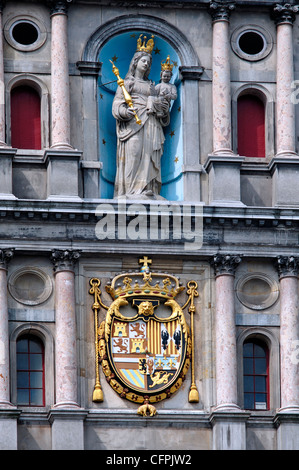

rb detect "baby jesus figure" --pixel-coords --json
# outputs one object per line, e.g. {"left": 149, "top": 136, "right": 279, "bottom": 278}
{"left": 155, "top": 56, "right": 177, "bottom": 117}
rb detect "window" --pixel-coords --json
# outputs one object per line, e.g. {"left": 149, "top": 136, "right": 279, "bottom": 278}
{"left": 11, "top": 85, "right": 41, "bottom": 150}
{"left": 237, "top": 94, "right": 265, "bottom": 158}
{"left": 16, "top": 335, "right": 45, "bottom": 407}
{"left": 243, "top": 339, "right": 269, "bottom": 410}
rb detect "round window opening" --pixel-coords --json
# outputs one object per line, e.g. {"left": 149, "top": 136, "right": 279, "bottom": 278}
{"left": 11, "top": 21, "right": 39, "bottom": 46}
{"left": 238, "top": 31, "right": 265, "bottom": 56}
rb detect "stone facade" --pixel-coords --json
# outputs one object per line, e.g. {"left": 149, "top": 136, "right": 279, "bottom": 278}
{"left": 0, "top": 0, "right": 299, "bottom": 450}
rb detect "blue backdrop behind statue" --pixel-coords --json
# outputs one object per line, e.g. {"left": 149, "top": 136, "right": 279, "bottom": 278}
{"left": 98, "top": 31, "right": 183, "bottom": 200}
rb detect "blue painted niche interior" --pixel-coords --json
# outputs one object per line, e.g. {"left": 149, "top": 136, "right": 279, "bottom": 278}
{"left": 98, "top": 31, "right": 183, "bottom": 200}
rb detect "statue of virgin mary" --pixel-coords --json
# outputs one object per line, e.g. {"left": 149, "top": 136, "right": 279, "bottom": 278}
{"left": 112, "top": 35, "right": 170, "bottom": 199}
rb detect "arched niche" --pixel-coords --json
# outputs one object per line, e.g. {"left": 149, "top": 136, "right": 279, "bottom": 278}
{"left": 81, "top": 15, "right": 203, "bottom": 201}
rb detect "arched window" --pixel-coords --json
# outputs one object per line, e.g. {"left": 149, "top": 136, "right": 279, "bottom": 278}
{"left": 237, "top": 94, "right": 265, "bottom": 158}
{"left": 16, "top": 335, "right": 45, "bottom": 407}
{"left": 243, "top": 339, "right": 269, "bottom": 410}
{"left": 11, "top": 85, "right": 41, "bottom": 149}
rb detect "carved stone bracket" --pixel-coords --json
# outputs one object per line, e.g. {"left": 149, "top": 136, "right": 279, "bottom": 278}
{"left": 272, "top": 3, "right": 299, "bottom": 25}
{"left": 276, "top": 255, "right": 299, "bottom": 279}
{"left": 212, "top": 254, "right": 242, "bottom": 277}
{"left": 50, "top": 249, "right": 81, "bottom": 273}
{"left": 0, "top": 248, "right": 14, "bottom": 270}
{"left": 209, "top": 1, "right": 236, "bottom": 22}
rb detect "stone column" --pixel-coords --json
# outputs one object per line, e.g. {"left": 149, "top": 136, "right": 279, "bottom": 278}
{"left": 47, "top": 1, "right": 81, "bottom": 202}
{"left": 275, "top": 256, "right": 299, "bottom": 449}
{"left": 210, "top": 1, "right": 235, "bottom": 156}
{"left": 209, "top": 254, "right": 249, "bottom": 450}
{"left": 51, "top": 249, "right": 80, "bottom": 408}
{"left": 49, "top": 249, "right": 87, "bottom": 450}
{"left": 274, "top": 4, "right": 298, "bottom": 157}
{"left": 270, "top": 4, "right": 299, "bottom": 206}
{"left": 50, "top": 0, "right": 73, "bottom": 150}
{"left": 205, "top": 2, "right": 245, "bottom": 206}
{"left": 212, "top": 254, "right": 241, "bottom": 411}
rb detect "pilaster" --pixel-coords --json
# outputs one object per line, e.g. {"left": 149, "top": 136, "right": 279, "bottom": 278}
{"left": 179, "top": 65, "right": 204, "bottom": 202}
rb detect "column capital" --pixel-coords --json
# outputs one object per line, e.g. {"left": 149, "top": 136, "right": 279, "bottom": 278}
{"left": 51, "top": 249, "right": 80, "bottom": 273}
{"left": 48, "top": 0, "right": 72, "bottom": 16}
{"left": 276, "top": 255, "right": 299, "bottom": 278}
{"left": 272, "top": 3, "right": 299, "bottom": 25}
{"left": 212, "top": 254, "right": 241, "bottom": 277}
{"left": 0, "top": 248, "right": 14, "bottom": 270}
{"left": 209, "top": 1, "right": 235, "bottom": 22}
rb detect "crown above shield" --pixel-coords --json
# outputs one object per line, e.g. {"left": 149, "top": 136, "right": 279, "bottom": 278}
{"left": 105, "top": 256, "right": 184, "bottom": 300}
{"left": 136, "top": 34, "right": 155, "bottom": 54}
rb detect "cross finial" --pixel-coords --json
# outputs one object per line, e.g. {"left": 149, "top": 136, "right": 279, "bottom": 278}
{"left": 139, "top": 256, "right": 152, "bottom": 272}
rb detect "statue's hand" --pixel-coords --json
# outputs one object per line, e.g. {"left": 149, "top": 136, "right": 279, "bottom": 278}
{"left": 126, "top": 107, "right": 138, "bottom": 119}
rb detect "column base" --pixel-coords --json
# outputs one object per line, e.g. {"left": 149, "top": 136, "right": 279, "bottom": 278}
{"left": 269, "top": 156, "right": 299, "bottom": 207}
{"left": 204, "top": 154, "right": 245, "bottom": 207}
{"left": 48, "top": 408, "right": 88, "bottom": 450}
{"left": 45, "top": 149, "right": 82, "bottom": 201}
{"left": 0, "top": 408, "right": 21, "bottom": 450}
{"left": 209, "top": 409, "right": 251, "bottom": 450}
{"left": 274, "top": 410, "right": 299, "bottom": 450}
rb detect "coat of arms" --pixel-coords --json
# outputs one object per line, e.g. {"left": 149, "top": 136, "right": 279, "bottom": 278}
{"left": 89, "top": 257, "right": 199, "bottom": 416}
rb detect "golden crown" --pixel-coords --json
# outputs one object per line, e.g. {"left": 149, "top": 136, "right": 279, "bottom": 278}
{"left": 161, "top": 56, "right": 174, "bottom": 72}
{"left": 136, "top": 34, "right": 155, "bottom": 54}
{"left": 105, "top": 256, "right": 184, "bottom": 301}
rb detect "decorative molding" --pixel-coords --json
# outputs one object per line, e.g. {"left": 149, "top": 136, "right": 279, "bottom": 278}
{"left": 179, "top": 65, "right": 204, "bottom": 81}
{"left": 0, "top": 248, "right": 14, "bottom": 270}
{"left": 48, "top": 0, "right": 72, "bottom": 16}
{"left": 50, "top": 249, "right": 81, "bottom": 273}
{"left": 212, "top": 254, "right": 242, "bottom": 276}
{"left": 272, "top": 3, "right": 299, "bottom": 25}
{"left": 209, "top": 1, "right": 236, "bottom": 22}
{"left": 275, "top": 255, "right": 299, "bottom": 278}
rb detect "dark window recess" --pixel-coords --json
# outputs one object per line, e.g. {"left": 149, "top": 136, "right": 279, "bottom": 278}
{"left": 16, "top": 335, "right": 45, "bottom": 407}
{"left": 12, "top": 22, "right": 39, "bottom": 46}
{"left": 243, "top": 340, "right": 269, "bottom": 410}
{"left": 237, "top": 94, "right": 265, "bottom": 158}
{"left": 238, "top": 31, "right": 265, "bottom": 55}
{"left": 11, "top": 85, "right": 41, "bottom": 150}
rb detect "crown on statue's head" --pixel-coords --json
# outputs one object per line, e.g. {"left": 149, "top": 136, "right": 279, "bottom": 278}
{"left": 161, "top": 56, "right": 174, "bottom": 72}
{"left": 136, "top": 34, "right": 155, "bottom": 54}
{"left": 105, "top": 256, "right": 184, "bottom": 301}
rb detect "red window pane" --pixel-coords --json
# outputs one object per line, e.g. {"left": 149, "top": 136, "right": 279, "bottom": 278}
{"left": 16, "top": 335, "right": 45, "bottom": 407}
{"left": 11, "top": 86, "right": 41, "bottom": 150}
{"left": 237, "top": 94, "right": 265, "bottom": 158}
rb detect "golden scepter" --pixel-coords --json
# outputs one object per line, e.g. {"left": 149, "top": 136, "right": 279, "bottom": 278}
{"left": 110, "top": 60, "right": 141, "bottom": 125}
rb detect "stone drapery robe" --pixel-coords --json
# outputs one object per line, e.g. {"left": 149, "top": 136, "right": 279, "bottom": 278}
{"left": 112, "top": 77, "right": 169, "bottom": 197}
